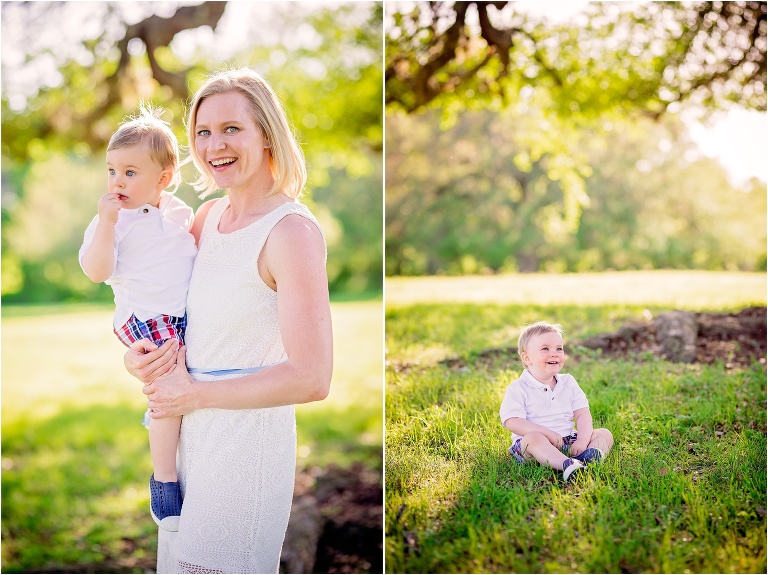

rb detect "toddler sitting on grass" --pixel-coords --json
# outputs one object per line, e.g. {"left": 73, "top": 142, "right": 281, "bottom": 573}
{"left": 500, "top": 321, "right": 613, "bottom": 483}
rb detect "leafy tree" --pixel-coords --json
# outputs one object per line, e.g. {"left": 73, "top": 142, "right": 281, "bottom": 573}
{"left": 386, "top": 1, "right": 766, "bottom": 116}
{"left": 385, "top": 108, "right": 766, "bottom": 275}
{"left": 384, "top": 1, "right": 766, "bottom": 274}
{"left": 2, "top": 1, "right": 383, "bottom": 301}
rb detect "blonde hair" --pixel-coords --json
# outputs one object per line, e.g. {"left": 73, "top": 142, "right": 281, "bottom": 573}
{"left": 518, "top": 321, "right": 565, "bottom": 355}
{"left": 186, "top": 67, "right": 307, "bottom": 199}
{"left": 107, "top": 102, "right": 180, "bottom": 188}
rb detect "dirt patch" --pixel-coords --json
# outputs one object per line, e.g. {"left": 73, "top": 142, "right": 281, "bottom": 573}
{"left": 283, "top": 463, "right": 383, "bottom": 574}
{"left": 434, "top": 307, "right": 767, "bottom": 372}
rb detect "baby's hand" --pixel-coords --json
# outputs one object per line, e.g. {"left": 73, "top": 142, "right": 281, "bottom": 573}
{"left": 570, "top": 440, "right": 590, "bottom": 457}
{"left": 547, "top": 432, "right": 564, "bottom": 449}
{"left": 98, "top": 192, "right": 121, "bottom": 224}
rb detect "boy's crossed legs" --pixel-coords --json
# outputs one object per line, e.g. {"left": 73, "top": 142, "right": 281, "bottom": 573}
{"left": 513, "top": 428, "right": 613, "bottom": 482}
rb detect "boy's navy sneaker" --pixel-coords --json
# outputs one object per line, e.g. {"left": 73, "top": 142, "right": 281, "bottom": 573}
{"left": 574, "top": 447, "right": 605, "bottom": 465}
{"left": 562, "top": 458, "right": 586, "bottom": 483}
{"left": 149, "top": 474, "right": 183, "bottom": 532}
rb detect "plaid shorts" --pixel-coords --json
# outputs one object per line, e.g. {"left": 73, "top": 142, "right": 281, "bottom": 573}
{"left": 114, "top": 313, "right": 186, "bottom": 348}
{"left": 509, "top": 432, "right": 578, "bottom": 463}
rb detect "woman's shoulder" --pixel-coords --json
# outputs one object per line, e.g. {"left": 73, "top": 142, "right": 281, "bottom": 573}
{"left": 190, "top": 197, "right": 224, "bottom": 243}
{"left": 270, "top": 211, "right": 325, "bottom": 252}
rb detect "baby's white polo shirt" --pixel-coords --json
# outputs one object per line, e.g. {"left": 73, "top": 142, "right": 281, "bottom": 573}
{"left": 499, "top": 369, "right": 589, "bottom": 443}
{"left": 79, "top": 191, "right": 197, "bottom": 330}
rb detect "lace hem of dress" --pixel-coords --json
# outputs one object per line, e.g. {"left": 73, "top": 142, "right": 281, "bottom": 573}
{"left": 178, "top": 560, "right": 224, "bottom": 574}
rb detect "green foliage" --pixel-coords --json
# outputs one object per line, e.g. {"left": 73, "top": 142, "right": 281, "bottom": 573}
{"left": 385, "top": 2, "right": 767, "bottom": 257}
{"left": 386, "top": 2, "right": 766, "bottom": 116}
{"left": 385, "top": 108, "right": 766, "bottom": 275}
{"left": 385, "top": 279, "right": 767, "bottom": 573}
{"left": 1, "top": 2, "right": 383, "bottom": 301}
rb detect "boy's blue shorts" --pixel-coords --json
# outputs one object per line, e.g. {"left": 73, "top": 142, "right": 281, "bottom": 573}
{"left": 509, "top": 432, "right": 578, "bottom": 463}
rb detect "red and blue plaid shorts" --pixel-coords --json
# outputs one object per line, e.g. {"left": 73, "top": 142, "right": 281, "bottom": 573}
{"left": 114, "top": 313, "right": 186, "bottom": 348}
{"left": 509, "top": 432, "right": 578, "bottom": 463}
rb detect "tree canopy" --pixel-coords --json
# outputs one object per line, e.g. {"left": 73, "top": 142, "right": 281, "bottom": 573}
{"left": 1, "top": 1, "right": 383, "bottom": 301}
{"left": 384, "top": 1, "right": 766, "bottom": 276}
{"left": 386, "top": 1, "right": 766, "bottom": 117}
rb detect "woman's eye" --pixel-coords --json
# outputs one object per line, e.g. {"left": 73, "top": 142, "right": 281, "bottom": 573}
{"left": 197, "top": 129, "right": 211, "bottom": 137}
{"left": 225, "top": 126, "right": 239, "bottom": 133}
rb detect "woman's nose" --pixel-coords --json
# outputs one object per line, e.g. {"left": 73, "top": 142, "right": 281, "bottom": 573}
{"left": 208, "top": 134, "right": 226, "bottom": 150}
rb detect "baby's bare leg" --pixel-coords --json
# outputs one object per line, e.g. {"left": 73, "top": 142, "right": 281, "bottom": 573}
{"left": 588, "top": 428, "right": 614, "bottom": 455}
{"left": 520, "top": 432, "right": 569, "bottom": 470}
{"left": 149, "top": 416, "right": 182, "bottom": 482}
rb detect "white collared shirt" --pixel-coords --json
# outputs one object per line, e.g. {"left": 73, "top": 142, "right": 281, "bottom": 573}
{"left": 79, "top": 192, "right": 198, "bottom": 330}
{"left": 499, "top": 369, "right": 590, "bottom": 442}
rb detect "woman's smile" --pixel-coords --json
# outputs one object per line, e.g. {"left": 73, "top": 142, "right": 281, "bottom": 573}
{"left": 210, "top": 157, "right": 237, "bottom": 170}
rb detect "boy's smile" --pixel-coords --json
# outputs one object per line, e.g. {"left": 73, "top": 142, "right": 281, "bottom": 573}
{"left": 522, "top": 331, "right": 566, "bottom": 385}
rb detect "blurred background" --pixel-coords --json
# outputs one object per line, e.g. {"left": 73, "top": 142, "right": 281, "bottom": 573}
{"left": 2, "top": 2, "right": 382, "bottom": 573}
{"left": 385, "top": 1, "right": 766, "bottom": 276}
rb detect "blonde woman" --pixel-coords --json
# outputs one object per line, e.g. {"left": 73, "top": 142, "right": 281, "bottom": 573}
{"left": 124, "top": 68, "right": 333, "bottom": 574}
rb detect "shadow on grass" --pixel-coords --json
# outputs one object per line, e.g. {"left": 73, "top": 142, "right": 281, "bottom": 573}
{"left": 2, "top": 403, "right": 157, "bottom": 574}
{"left": 3, "top": 401, "right": 384, "bottom": 574}
{"left": 385, "top": 358, "right": 767, "bottom": 574}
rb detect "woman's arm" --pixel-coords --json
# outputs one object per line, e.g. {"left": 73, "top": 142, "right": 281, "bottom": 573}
{"left": 143, "top": 214, "right": 333, "bottom": 418}
{"left": 504, "top": 417, "right": 564, "bottom": 448}
{"left": 571, "top": 407, "right": 594, "bottom": 456}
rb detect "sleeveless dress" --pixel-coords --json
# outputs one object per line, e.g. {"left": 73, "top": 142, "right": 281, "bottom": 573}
{"left": 156, "top": 197, "right": 325, "bottom": 574}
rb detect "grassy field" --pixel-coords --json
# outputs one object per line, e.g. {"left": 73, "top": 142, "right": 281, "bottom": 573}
{"left": 1, "top": 300, "right": 383, "bottom": 573}
{"left": 385, "top": 271, "right": 766, "bottom": 574}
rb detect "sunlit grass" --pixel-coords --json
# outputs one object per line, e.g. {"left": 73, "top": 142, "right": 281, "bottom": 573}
{"left": 386, "top": 270, "right": 766, "bottom": 309}
{"left": 385, "top": 273, "right": 766, "bottom": 574}
{"left": 1, "top": 300, "right": 383, "bottom": 572}
{"left": 386, "top": 271, "right": 766, "bottom": 365}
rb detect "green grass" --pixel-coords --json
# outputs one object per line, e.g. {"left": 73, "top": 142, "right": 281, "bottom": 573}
{"left": 1, "top": 300, "right": 383, "bottom": 573}
{"left": 385, "top": 272, "right": 766, "bottom": 574}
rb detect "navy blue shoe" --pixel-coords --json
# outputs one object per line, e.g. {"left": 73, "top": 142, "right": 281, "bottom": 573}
{"left": 562, "top": 458, "right": 586, "bottom": 483}
{"left": 574, "top": 447, "right": 605, "bottom": 465}
{"left": 149, "top": 474, "right": 183, "bottom": 531}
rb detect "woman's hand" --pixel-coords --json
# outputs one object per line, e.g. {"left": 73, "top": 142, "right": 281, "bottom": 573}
{"left": 124, "top": 338, "right": 179, "bottom": 384}
{"left": 143, "top": 346, "right": 200, "bottom": 419}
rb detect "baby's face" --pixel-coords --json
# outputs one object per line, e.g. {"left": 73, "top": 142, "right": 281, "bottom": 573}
{"left": 106, "top": 144, "right": 168, "bottom": 209}
{"left": 523, "top": 331, "right": 565, "bottom": 383}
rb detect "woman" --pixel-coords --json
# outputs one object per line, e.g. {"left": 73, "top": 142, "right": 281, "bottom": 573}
{"left": 124, "top": 68, "right": 333, "bottom": 574}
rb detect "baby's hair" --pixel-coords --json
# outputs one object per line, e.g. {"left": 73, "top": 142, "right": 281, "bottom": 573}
{"left": 107, "top": 102, "right": 181, "bottom": 188}
{"left": 518, "top": 321, "right": 565, "bottom": 355}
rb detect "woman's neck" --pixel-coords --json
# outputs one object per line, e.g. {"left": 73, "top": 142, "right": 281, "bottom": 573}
{"left": 219, "top": 188, "right": 290, "bottom": 233}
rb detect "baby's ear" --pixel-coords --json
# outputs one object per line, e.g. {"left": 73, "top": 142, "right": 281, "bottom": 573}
{"left": 158, "top": 168, "right": 174, "bottom": 189}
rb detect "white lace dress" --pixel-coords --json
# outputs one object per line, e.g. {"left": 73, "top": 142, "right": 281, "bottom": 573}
{"left": 156, "top": 197, "right": 324, "bottom": 574}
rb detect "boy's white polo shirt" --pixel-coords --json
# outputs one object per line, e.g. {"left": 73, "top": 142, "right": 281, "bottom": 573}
{"left": 79, "top": 192, "right": 197, "bottom": 330}
{"left": 500, "top": 369, "right": 589, "bottom": 443}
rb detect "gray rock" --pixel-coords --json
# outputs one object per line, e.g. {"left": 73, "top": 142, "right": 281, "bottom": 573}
{"left": 654, "top": 311, "right": 698, "bottom": 362}
{"left": 280, "top": 495, "right": 324, "bottom": 574}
